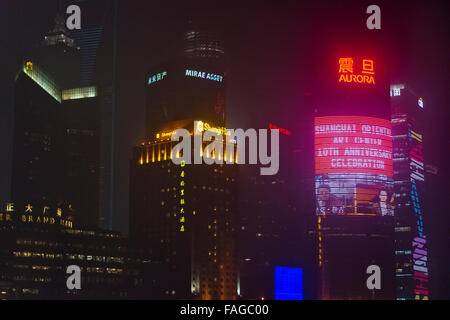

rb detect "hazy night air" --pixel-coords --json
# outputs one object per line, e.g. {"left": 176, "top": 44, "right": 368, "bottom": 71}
{"left": 0, "top": 0, "right": 448, "bottom": 306}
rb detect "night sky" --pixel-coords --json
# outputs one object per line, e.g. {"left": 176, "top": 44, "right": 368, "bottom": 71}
{"left": 0, "top": 0, "right": 449, "bottom": 296}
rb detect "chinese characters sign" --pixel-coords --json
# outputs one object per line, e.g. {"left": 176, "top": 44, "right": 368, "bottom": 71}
{"left": 148, "top": 71, "right": 167, "bottom": 85}
{"left": 0, "top": 202, "right": 73, "bottom": 228}
{"left": 179, "top": 161, "right": 186, "bottom": 232}
{"left": 338, "top": 57, "right": 375, "bottom": 85}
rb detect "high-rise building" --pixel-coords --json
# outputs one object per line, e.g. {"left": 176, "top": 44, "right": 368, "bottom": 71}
{"left": 61, "top": 0, "right": 118, "bottom": 231}
{"left": 129, "top": 28, "right": 238, "bottom": 300}
{"left": 31, "top": 12, "right": 81, "bottom": 89}
{"left": 12, "top": 16, "right": 101, "bottom": 229}
{"left": 390, "top": 84, "right": 430, "bottom": 300}
{"left": 423, "top": 163, "right": 445, "bottom": 299}
{"left": 130, "top": 121, "right": 238, "bottom": 300}
{"left": 238, "top": 122, "right": 313, "bottom": 300}
{"left": 145, "top": 29, "right": 226, "bottom": 139}
{"left": 312, "top": 45, "right": 396, "bottom": 299}
{"left": 61, "top": 0, "right": 109, "bottom": 87}
{"left": 70, "top": 24, "right": 104, "bottom": 87}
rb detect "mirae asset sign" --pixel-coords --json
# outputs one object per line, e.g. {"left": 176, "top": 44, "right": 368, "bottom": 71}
{"left": 185, "top": 69, "right": 223, "bottom": 82}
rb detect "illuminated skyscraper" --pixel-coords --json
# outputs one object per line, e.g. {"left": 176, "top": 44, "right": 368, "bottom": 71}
{"left": 390, "top": 84, "right": 430, "bottom": 300}
{"left": 130, "top": 121, "right": 238, "bottom": 299}
{"left": 145, "top": 28, "right": 226, "bottom": 139}
{"left": 12, "top": 16, "right": 101, "bottom": 229}
{"left": 129, "top": 28, "right": 238, "bottom": 299}
{"left": 312, "top": 46, "right": 396, "bottom": 299}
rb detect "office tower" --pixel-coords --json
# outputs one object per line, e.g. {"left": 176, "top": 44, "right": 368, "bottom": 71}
{"left": 145, "top": 28, "right": 226, "bottom": 139}
{"left": 423, "top": 163, "right": 445, "bottom": 299}
{"left": 390, "top": 84, "right": 429, "bottom": 300}
{"left": 239, "top": 168, "right": 299, "bottom": 300}
{"left": 313, "top": 115, "right": 395, "bottom": 299}
{"left": 61, "top": 0, "right": 110, "bottom": 87}
{"left": 70, "top": 26, "right": 103, "bottom": 86}
{"left": 129, "top": 27, "right": 238, "bottom": 299}
{"left": 311, "top": 39, "right": 396, "bottom": 299}
{"left": 239, "top": 122, "right": 313, "bottom": 300}
{"left": 61, "top": 0, "right": 118, "bottom": 230}
{"left": 12, "top": 16, "right": 100, "bottom": 229}
{"left": 130, "top": 121, "right": 238, "bottom": 300}
{"left": 33, "top": 13, "right": 81, "bottom": 88}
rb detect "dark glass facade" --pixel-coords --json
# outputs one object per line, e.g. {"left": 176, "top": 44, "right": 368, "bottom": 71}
{"left": 12, "top": 60, "right": 100, "bottom": 229}
{"left": 238, "top": 123, "right": 314, "bottom": 300}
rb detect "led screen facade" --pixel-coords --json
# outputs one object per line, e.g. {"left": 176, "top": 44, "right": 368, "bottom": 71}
{"left": 314, "top": 116, "right": 394, "bottom": 216}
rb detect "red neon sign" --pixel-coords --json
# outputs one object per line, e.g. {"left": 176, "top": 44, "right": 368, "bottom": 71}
{"left": 314, "top": 116, "right": 393, "bottom": 176}
{"left": 269, "top": 124, "right": 291, "bottom": 135}
{"left": 338, "top": 58, "right": 375, "bottom": 85}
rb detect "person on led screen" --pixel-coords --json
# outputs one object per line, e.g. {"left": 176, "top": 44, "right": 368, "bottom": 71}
{"left": 316, "top": 184, "right": 344, "bottom": 215}
{"left": 371, "top": 188, "right": 395, "bottom": 216}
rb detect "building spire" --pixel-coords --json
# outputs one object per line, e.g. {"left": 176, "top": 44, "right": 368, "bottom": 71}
{"left": 43, "top": 5, "right": 75, "bottom": 48}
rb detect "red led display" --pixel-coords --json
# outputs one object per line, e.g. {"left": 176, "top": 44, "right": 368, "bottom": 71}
{"left": 314, "top": 116, "right": 394, "bottom": 216}
{"left": 338, "top": 58, "right": 376, "bottom": 85}
{"left": 315, "top": 116, "right": 393, "bottom": 177}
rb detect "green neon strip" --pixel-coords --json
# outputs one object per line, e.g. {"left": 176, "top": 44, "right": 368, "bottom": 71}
{"left": 23, "top": 63, "right": 61, "bottom": 103}
{"left": 62, "top": 87, "right": 98, "bottom": 100}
